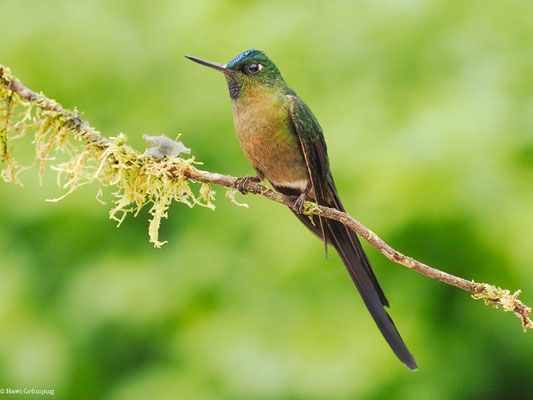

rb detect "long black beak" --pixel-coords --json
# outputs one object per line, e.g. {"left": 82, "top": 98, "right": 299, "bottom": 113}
{"left": 185, "top": 55, "right": 233, "bottom": 74}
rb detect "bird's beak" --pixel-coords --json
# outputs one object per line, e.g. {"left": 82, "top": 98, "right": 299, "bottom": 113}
{"left": 185, "top": 56, "right": 234, "bottom": 75}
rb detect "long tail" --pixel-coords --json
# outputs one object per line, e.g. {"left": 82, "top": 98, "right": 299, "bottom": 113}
{"left": 291, "top": 200, "right": 417, "bottom": 370}
{"left": 327, "top": 216, "right": 417, "bottom": 370}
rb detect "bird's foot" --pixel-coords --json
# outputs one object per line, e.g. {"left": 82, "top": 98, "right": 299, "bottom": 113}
{"left": 235, "top": 175, "right": 262, "bottom": 194}
{"left": 292, "top": 192, "right": 306, "bottom": 214}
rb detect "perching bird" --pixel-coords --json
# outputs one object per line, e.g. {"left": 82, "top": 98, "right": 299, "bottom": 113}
{"left": 186, "top": 49, "right": 417, "bottom": 370}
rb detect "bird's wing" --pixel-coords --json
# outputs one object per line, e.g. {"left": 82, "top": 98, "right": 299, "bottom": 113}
{"left": 286, "top": 94, "right": 330, "bottom": 202}
{"left": 286, "top": 94, "right": 330, "bottom": 249}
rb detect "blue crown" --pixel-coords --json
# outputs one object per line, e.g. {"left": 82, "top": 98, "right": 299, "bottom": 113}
{"left": 227, "top": 49, "right": 261, "bottom": 68}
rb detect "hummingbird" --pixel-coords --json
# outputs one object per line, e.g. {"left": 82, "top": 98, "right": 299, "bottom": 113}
{"left": 186, "top": 49, "right": 417, "bottom": 370}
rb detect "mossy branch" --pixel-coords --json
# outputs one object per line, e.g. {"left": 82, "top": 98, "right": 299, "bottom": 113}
{"left": 1, "top": 64, "right": 531, "bottom": 331}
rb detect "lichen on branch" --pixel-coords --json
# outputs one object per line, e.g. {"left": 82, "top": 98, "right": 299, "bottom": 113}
{"left": 0, "top": 65, "right": 214, "bottom": 247}
{"left": 0, "top": 63, "right": 531, "bottom": 330}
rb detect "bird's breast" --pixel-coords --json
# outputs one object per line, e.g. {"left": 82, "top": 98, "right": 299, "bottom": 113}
{"left": 232, "top": 89, "right": 309, "bottom": 189}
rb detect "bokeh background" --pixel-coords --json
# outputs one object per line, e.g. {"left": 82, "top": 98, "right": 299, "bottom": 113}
{"left": 1, "top": 1, "right": 533, "bottom": 399}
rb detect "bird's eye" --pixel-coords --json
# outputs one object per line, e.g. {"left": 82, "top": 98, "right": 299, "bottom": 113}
{"left": 246, "top": 63, "right": 260, "bottom": 74}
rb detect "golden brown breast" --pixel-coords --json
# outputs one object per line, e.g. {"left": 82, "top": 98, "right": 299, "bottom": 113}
{"left": 231, "top": 87, "right": 309, "bottom": 189}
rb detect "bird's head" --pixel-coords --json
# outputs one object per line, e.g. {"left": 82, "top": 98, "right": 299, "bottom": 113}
{"left": 186, "top": 49, "right": 284, "bottom": 99}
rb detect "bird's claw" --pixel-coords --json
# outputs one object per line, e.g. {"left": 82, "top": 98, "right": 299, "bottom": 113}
{"left": 292, "top": 193, "right": 306, "bottom": 214}
{"left": 235, "top": 175, "right": 260, "bottom": 194}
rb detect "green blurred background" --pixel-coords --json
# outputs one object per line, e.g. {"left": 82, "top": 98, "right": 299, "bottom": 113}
{"left": 1, "top": 0, "right": 533, "bottom": 399}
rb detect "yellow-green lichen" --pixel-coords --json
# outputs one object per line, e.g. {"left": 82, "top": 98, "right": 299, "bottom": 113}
{"left": 0, "top": 65, "right": 215, "bottom": 247}
{"left": 471, "top": 282, "right": 515, "bottom": 310}
{"left": 302, "top": 200, "right": 322, "bottom": 225}
{"left": 225, "top": 187, "right": 249, "bottom": 208}
{"left": 471, "top": 282, "right": 533, "bottom": 331}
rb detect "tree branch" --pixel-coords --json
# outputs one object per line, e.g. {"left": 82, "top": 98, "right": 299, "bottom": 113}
{"left": 1, "top": 64, "right": 531, "bottom": 330}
